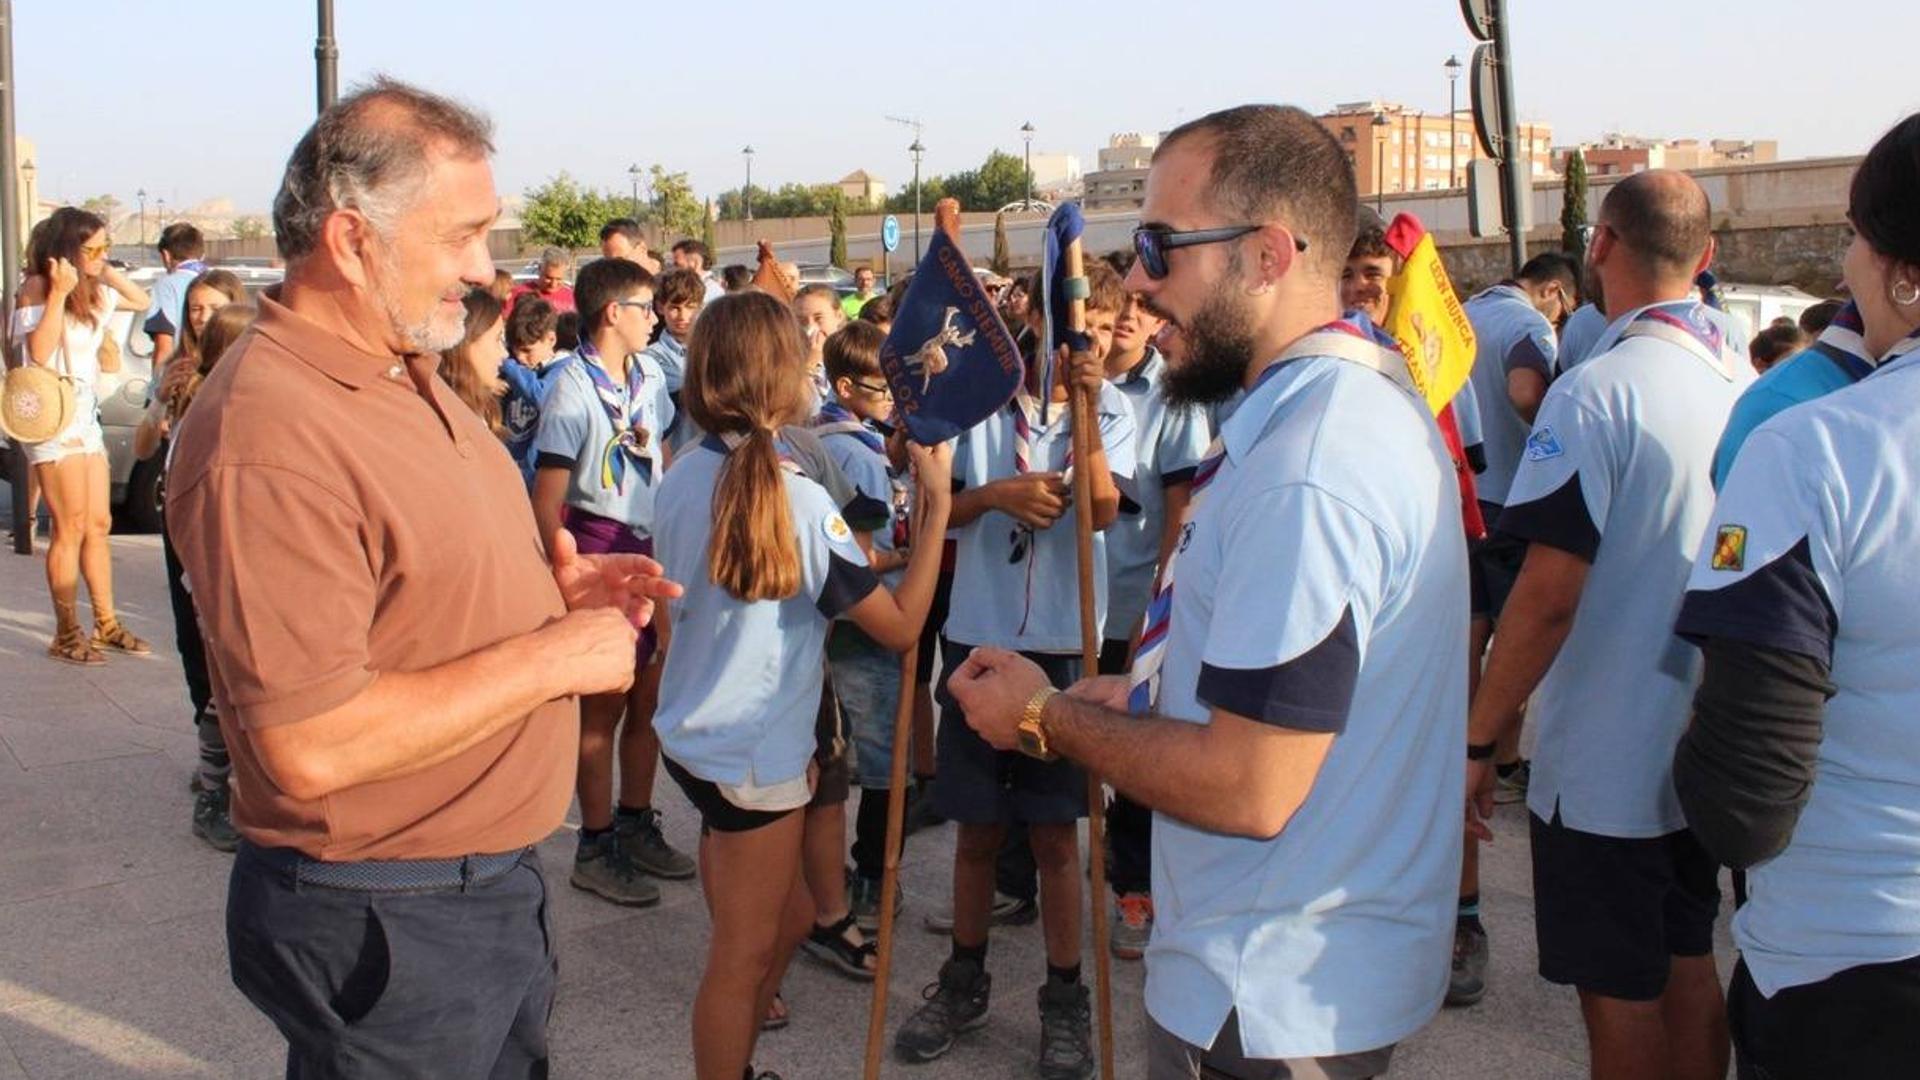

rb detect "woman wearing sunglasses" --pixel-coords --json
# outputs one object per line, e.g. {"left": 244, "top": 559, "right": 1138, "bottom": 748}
{"left": 11, "top": 206, "right": 153, "bottom": 664}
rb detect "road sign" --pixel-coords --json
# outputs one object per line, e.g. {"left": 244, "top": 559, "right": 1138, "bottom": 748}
{"left": 882, "top": 215, "right": 901, "bottom": 253}
{"left": 1460, "top": 0, "right": 1494, "bottom": 40}
{"left": 1469, "top": 43, "right": 1504, "bottom": 160}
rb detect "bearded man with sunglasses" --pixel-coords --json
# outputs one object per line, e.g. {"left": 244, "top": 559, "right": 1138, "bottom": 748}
{"left": 948, "top": 104, "right": 1467, "bottom": 1079}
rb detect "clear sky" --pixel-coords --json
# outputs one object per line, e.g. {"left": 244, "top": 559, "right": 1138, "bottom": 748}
{"left": 17, "top": 1, "right": 1920, "bottom": 216}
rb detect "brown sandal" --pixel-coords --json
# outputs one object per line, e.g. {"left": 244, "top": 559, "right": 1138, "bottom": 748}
{"left": 92, "top": 618, "right": 151, "bottom": 656}
{"left": 49, "top": 623, "right": 106, "bottom": 666}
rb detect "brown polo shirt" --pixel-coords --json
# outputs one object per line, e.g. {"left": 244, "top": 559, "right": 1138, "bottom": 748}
{"left": 166, "top": 292, "right": 576, "bottom": 861}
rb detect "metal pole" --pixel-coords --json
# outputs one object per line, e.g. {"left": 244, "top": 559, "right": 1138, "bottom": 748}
{"left": 1375, "top": 139, "right": 1384, "bottom": 214}
{"left": 1021, "top": 121, "right": 1034, "bottom": 210}
{"left": 1491, "top": 0, "right": 1527, "bottom": 274}
{"left": 743, "top": 146, "right": 753, "bottom": 223}
{"left": 137, "top": 188, "right": 147, "bottom": 245}
{"left": 1446, "top": 54, "right": 1461, "bottom": 188}
{"left": 910, "top": 140, "right": 923, "bottom": 264}
{"left": 0, "top": 0, "right": 29, "bottom": 554}
{"left": 314, "top": 0, "right": 338, "bottom": 114}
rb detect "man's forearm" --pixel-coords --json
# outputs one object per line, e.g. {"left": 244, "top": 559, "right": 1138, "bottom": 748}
{"left": 1467, "top": 588, "right": 1576, "bottom": 746}
{"left": 1042, "top": 694, "right": 1303, "bottom": 838}
{"left": 255, "top": 629, "right": 571, "bottom": 801}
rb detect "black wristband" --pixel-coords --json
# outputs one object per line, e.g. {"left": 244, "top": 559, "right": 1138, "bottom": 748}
{"left": 1466, "top": 741, "right": 1498, "bottom": 761}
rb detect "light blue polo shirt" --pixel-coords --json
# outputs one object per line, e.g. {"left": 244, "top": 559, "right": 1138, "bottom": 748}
{"left": 1105, "top": 348, "right": 1213, "bottom": 644}
{"left": 1711, "top": 306, "right": 1872, "bottom": 488}
{"left": 1499, "top": 300, "right": 1752, "bottom": 838}
{"left": 816, "top": 412, "right": 906, "bottom": 590}
{"left": 1463, "top": 284, "right": 1558, "bottom": 507}
{"left": 652, "top": 438, "right": 879, "bottom": 786}
{"left": 1555, "top": 302, "right": 1608, "bottom": 373}
{"left": 1677, "top": 344, "right": 1920, "bottom": 996}
{"left": 141, "top": 263, "right": 204, "bottom": 339}
{"left": 644, "top": 330, "right": 688, "bottom": 394}
{"left": 532, "top": 351, "right": 674, "bottom": 533}
{"left": 1147, "top": 350, "right": 1466, "bottom": 1059}
{"left": 942, "top": 382, "right": 1137, "bottom": 654}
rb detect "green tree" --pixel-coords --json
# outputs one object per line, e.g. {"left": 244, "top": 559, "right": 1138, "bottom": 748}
{"left": 1560, "top": 149, "right": 1589, "bottom": 267}
{"left": 648, "top": 165, "right": 705, "bottom": 240}
{"left": 976, "top": 150, "right": 1029, "bottom": 210}
{"left": 520, "top": 173, "right": 626, "bottom": 250}
{"left": 230, "top": 216, "right": 270, "bottom": 241}
{"left": 885, "top": 174, "right": 949, "bottom": 215}
{"left": 828, "top": 196, "right": 847, "bottom": 268}
{"left": 991, "top": 211, "right": 1011, "bottom": 275}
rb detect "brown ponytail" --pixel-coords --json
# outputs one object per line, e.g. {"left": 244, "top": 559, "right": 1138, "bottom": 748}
{"left": 685, "top": 291, "right": 813, "bottom": 601}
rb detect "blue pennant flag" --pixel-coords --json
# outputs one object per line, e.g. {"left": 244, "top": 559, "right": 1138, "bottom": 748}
{"left": 878, "top": 228, "right": 1024, "bottom": 445}
{"left": 1039, "top": 203, "right": 1090, "bottom": 425}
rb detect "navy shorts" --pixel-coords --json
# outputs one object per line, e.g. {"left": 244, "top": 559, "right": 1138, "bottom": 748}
{"left": 1470, "top": 506, "right": 1527, "bottom": 621}
{"left": 1530, "top": 810, "right": 1721, "bottom": 1001}
{"left": 663, "top": 756, "right": 801, "bottom": 834}
{"left": 932, "top": 642, "right": 1087, "bottom": 825}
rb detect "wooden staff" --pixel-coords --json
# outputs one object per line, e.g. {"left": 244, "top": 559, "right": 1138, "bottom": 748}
{"left": 1062, "top": 238, "right": 1118, "bottom": 1079}
{"left": 864, "top": 197, "right": 963, "bottom": 1079}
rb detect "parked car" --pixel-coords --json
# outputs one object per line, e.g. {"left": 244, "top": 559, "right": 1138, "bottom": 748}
{"left": 997, "top": 200, "right": 1055, "bottom": 215}
{"left": 796, "top": 264, "right": 856, "bottom": 296}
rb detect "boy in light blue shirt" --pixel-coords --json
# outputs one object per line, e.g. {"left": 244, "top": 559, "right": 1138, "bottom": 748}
{"left": 531, "top": 258, "right": 693, "bottom": 907}
{"left": 500, "top": 296, "right": 568, "bottom": 489}
{"left": 647, "top": 267, "right": 703, "bottom": 452}
{"left": 894, "top": 262, "right": 1136, "bottom": 1078}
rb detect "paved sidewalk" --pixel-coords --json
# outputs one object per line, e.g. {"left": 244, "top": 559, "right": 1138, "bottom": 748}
{"left": 0, "top": 534, "right": 1734, "bottom": 1078}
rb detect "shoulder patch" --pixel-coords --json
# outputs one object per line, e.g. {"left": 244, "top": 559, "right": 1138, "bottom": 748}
{"left": 1710, "top": 524, "right": 1747, "bottom": 572}
{"left": 1524, "top": 426, "right": 1564, "bottom": 462}
{"left": 823, "top": 513, "right": 853, "bottom": 544}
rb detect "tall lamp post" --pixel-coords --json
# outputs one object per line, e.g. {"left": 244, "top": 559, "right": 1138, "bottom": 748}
{"left": 137, "top": 187, "right": 147, "bottom": 245}
{"left": 1444, "top": 54, "right": 1462, "bottom": 188}
{"left": 1371, "top": 112, "right": 1390, "bottom": 213}
{"left": 627, "top": 164, "right": 642, "bottom": 220}
{"left": 314, "top": 0, "right": 337, "bottom": 114}
{"left": 742, "top": 146, "right": 754, "bottom": 222}
{"left": 1020, "top": 121, "right": 1035, "bottom": 210}
{"left": 909, "top": 138, "right": 924, "bottom": 262}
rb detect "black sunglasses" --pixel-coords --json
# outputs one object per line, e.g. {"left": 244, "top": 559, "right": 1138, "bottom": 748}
{"left": 1132, "top": 224, "right": 1309, "bottom": 280}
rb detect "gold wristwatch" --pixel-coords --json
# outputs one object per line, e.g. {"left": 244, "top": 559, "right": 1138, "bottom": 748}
{"left": 1017, "top": 688, "right": 1060, "bottom": 761}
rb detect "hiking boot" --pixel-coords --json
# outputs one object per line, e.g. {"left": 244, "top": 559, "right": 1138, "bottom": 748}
{"left": 1036, "top": 980, "right": 1095, "bottom": 1080}
{"left": 893, "top": 957, "right": 991, "bottom": 1063}
{"left": 1446, "top": 922, "right": 1489, "bottom": 1007}
{"left": 1493, "top": 759, "right": 1531, "bottom": 805}
{"left": 571, "top": 831, "right": 662, "bottom": 907}
{"left": 191, "top": 785, "right": 240, "bottom": 853}
{"left": 1110, "top": 892, "right": 1153, "bottom": 960}
{"left": 616, "top": 808, "right": 696, "bottom": 880}
{"left": 850, "top": 871, "right": 904, "bottom": 935}
{"left": 922, "top": 891, "right": 1037, "bottom": 934}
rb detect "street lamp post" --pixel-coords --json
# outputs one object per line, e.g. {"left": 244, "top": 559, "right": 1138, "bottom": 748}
{"left": 155, "top": 196, "right": 166, "bottom": 227}
{"left": 1020, "top": 121, "right": 1034, "bottom": 210}
{"left": 1371, "top": 112, "right": 1390, "bottom": 213}
{"left": 742, "top": 146, "right": 754, "bottom": 222}
{"left": 1445, "top": 54, "right": 1462, "bottom": 188}
{"left": 909, "top": 138, "right": 924, "bottom": 262}
{"left": 627, "top": 164, "right": 641, "bottom": 221}
{"left": 137, "top": 188, "right": 147, "bottom": 245}
{"left": 314, "top": 0, "right": 338, "bottom": 114}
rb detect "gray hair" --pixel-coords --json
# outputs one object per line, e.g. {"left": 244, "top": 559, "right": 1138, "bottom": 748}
{"left": 272, "top": 76, "right": 495, "bottom": 262}
{"left": 539, "top": 247, "right": 570, "bottom": 271}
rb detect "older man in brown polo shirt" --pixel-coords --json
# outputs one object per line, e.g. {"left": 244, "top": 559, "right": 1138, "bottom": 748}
{"left": 165, "top": 79, "right": 678, "bottom": 1078}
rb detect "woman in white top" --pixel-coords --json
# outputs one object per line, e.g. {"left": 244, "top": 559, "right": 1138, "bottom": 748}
{"left": 12, "top": 207, "right": 152, "bottom": 664}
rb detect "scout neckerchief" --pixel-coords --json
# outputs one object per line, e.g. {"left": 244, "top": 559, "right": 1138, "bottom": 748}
{"left": 705, "top": 430, "right": 805, "bottom": 476}
{"left": 1862, "top": 322, "right": 1920, "bottom": 382}
{"left": 1810, "top": 302, "right": 1873, "bottom": 382}
{"left": 1127, "top": 314, "right": 1415, "bottom": 714}
{"left": 1008, "top": 360, "right": 1078, "bottom": 635}
{"left": 813, "top": 400, "right": 886, "bottom": 455}
{"left": 1617, "top": 301, "right": 1745, "bottom": 382}
{"left": 577, "top": 341, "right": 655, "bottom": 493}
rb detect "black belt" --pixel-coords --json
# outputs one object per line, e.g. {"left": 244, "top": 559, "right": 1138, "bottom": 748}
{"left": 241, "top": 841, "right": 531, "bottom": 893}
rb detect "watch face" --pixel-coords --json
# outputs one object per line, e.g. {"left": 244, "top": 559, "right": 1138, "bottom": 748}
{"left": 1017, "top": 724, "right": 1043, "bottom": 757}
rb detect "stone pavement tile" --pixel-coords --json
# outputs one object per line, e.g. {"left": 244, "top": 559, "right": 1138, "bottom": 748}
{"left": 0, "top": 1034, "right": 26, "bottom": 1080}
{"left": 0, "top": 715, "right": 165, "bottom": 772}
{"left": 1397, "top": 1019, "right": 1586, "bottom": 1079}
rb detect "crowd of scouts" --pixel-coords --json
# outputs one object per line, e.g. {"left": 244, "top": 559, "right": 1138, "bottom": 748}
{"left": 39, "top": 75, "right": 1914, "bottom": 1079}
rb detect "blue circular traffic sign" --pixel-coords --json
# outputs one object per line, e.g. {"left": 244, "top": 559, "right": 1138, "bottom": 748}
{"left": 882, "top": 215, "right": 901, "bottom": 253}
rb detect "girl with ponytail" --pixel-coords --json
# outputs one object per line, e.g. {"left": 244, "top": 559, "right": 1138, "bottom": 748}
{"left": 651, "top": 290, "right": 951, "bottom": 1080}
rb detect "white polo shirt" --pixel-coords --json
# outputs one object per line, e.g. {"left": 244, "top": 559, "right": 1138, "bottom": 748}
{"left": 1105, "top": 348, "right": 1213, "bottom": 645}
{"left": 1500, "top": 300, "right": 1753, "bottom": 838}
{"left": 1677, "top": 343, "right": 1920, "bottom": 997}
{"left": 1463, "top": 284, "right": 1558, "bottom": 507}
{"left": 942, "top": 382, "right": 1136, "bottom": 654}
{"left": 1147, "top": 344, "right": 1466, "bottom": 1059}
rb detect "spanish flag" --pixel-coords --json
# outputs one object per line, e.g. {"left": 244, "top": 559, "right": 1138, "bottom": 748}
{"left": 1380, "top": 213, "right": 1485, "bottom": 541}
